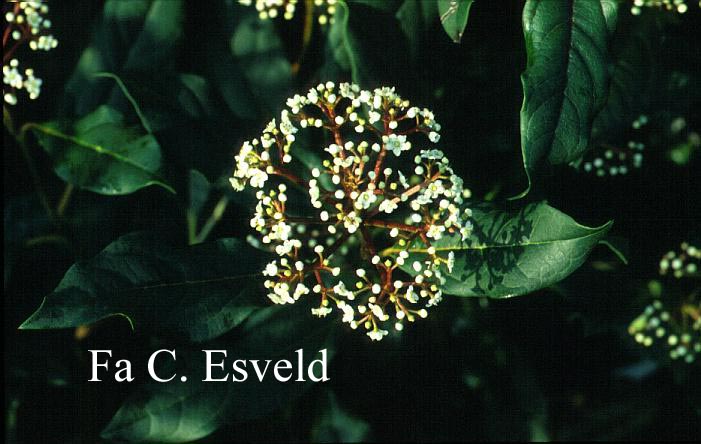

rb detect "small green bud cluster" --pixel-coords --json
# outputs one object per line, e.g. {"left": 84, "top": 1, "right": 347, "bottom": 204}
{"left": 578, "top": 115, "right": 647, "bottom": 177}
{"left": 629, "top": 242, "right": 701, "bottom": 364}
{"left": 659, "top": 243, "right": 700, "bottom": 278}
{"left": 3, "top": 1, "right": 58, "bottom": 105}
{"left": 628, "top": 299, "right": 701, "bottom": 363}
{"left": 239, "top": 0, "right": 338, "bottom": 25}
{"left": 667, "top": 116, "right": 700, "bottom": 166}
{"left": 630, "top": 0, "right": 699, "bottom": 15}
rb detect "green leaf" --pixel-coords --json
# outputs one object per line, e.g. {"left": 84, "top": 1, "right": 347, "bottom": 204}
{"left": 91, "top": 69, "right": 239, "bottom": 178}
{"left": 95, "top": 71, "right": 215, "bottom": 134}
{"left": 402, "top": 202, "right": 612, "bottom": 298}
{"left": 396, "top": 0, "right": 437, "bottom": 56}
{"left": 101, "top": 304, "right": 335, "bottom": 443}
{"left": 194, "top": 0, "right": 294, "bottom": 121}
{"left": 230, "top": 13, "right": 293, "bottom": 114}
{"left": 188, "top": 169, "right": 211, "bottom": 222}
{"left": 27, "top": 105, "right": 174, "bottom": 195}
{"left": 311, "top": 391, "right": 371, "bottom": 443}
{"left": 591, "top": 14, "right": 659, "bottom": 142}
{"left": 438, "top": 0, "right": 474, "bottom": 43}
{"left": 64, "top": 0, "right": 185, "bottom": 116}
{"left": 519, "top": 0, "right": 618, "bottom": 195}
{"left": 324, "top": 0, "right": 367, "bottom": 85}
{"left": 20, "top": 232, "right": 273, "bottom": 342}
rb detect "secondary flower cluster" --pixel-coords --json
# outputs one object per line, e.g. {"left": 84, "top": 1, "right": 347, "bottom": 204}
{"left": 3, "top": 1, "right": 58, "bottom": 105}
{"left": 239, "top": 0, "right": 338, "bottom": 25}
{"left": 629, "top": 242, "right": 701, "bottom": 364}
{"left": 628, "top": 298, "right": 700, "bottom": 364}
{"left": 667, "top": 116, "right": 700, "bottom": 166}
{"left": 231, "top": 82, "right": 473, "bottom": 341}
{"left": 578, "top": 115, "right": 646, "bottom": 177}
{"left": 630, "top": 0, "right": 699, "bottom": 14}
{"left": 659, "top": 242, "right": 700, "bottom": 278}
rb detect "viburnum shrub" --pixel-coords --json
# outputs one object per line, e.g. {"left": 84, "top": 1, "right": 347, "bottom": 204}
{"left": 230, "top": 82, "right": 473, "bottom": 340}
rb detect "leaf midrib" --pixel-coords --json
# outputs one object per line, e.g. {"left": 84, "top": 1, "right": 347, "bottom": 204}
{"left": 385, "top": 221, "right": 611, "bottom": 254}
{"left": 24, "top": 122, "right": 173, "bottom": 193}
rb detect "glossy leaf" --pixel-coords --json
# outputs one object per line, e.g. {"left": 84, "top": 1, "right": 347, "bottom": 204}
{"left": 28, "top": 105, "right": 174, "bottom": 195}
{"left": 20, "top": 232, "right": 272, "bottom": 342}
{"left": 101, "top": 304, "right": 334, "bottom": 443}
{"left": 402, "top": 202, "right": 612, "bottom": 298}
{"left": 438, "top": 0, "right": 474, "bottom": 43}
{"left": 519, "top": 0, "right": 618, "bottom": 194}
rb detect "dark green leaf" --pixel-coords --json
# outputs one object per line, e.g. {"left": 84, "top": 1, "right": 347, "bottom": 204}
{"left": 311, "top": 391, "right": 371, "bottom": 443}
{"left": 402, "top": 202, "right": 612, "bottom": 298}
{"left": 101, "top": 303, "right": 335, "bottom": 443}
{"left": 200, "top": 0, "right": 292, "bottom": 120}
{"left": 28, "top": 105, "right": 174, "bottom": 195}
{"left": 92, "top": 69, "right": 239, "bottom": 178}
{"left": 324, "top": 1, "right": 368, "bottom": 84}
{"left": 591, "top": 14, "right": 659, "bottom": 141}
{"left": 230, "top": 14, "right": 293, "bottom": 113}
{"left": 438, "top": 0, "right": 474, "bottom": 43}
{"left": 95, "top": 71, "right": 215, "bottom": 134}
{"left": 519, "top": 0, "right": 618, "bottom": 194}
{"left": 64, "top": 0, "right": 185, "bottom": 116}
{"left": 188, "top": 169, "right": 211, "bottom": 222}
{"left": 396, "top": 0, "right": 437, "bottom": 56}
{"left": 20, "top": 232, "right": 273, "bottom": 342}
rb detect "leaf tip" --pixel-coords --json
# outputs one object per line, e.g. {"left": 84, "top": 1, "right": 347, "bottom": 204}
{"left": 17, "top": 298, "right": 47, "bottom": 330}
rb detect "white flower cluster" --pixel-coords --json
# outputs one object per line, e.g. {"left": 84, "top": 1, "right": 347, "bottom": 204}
{"left": 231, "top": 82, "right": 473, "bottom": 341}
{"left": 3, "top": 1, "right": 58, "bottom": 105}
{"left": 578, "top": 115, "right": 646, "bottom": 177}
{"left": 659, "top": 242, "right": 700, "bottom": 278}
{"left": 239, "top": 0, "right": 338, "bottom": 25}
{"left": 630, "top": 0, "right": 699, "bottom": 14}
{"left": 629, "top": 299, "right": 701, "bottom": 364}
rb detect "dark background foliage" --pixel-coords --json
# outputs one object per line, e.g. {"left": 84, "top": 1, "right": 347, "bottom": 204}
{"left": 4, "top": 0, "right": 700, "bottom": 442}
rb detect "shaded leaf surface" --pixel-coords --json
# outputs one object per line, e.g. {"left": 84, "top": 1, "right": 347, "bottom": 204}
{"left": 395, "top": 0, "right": 437, "bottom": 58}
{"left": 20, "top": 232, "right": 272, "bottom": 342}
{"left": 63, "top": 0, "right": 185, "bottom": 116}
{"left": 323, "top": 1, "right": 370, "bottom": 85}
{"left": 101, "top": 304, "right": 334, "bottom": 443}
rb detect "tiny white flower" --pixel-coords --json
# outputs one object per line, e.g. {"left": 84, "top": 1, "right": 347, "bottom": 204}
{"left": 367, "top": 329, "right": 389, "bottom": 341}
